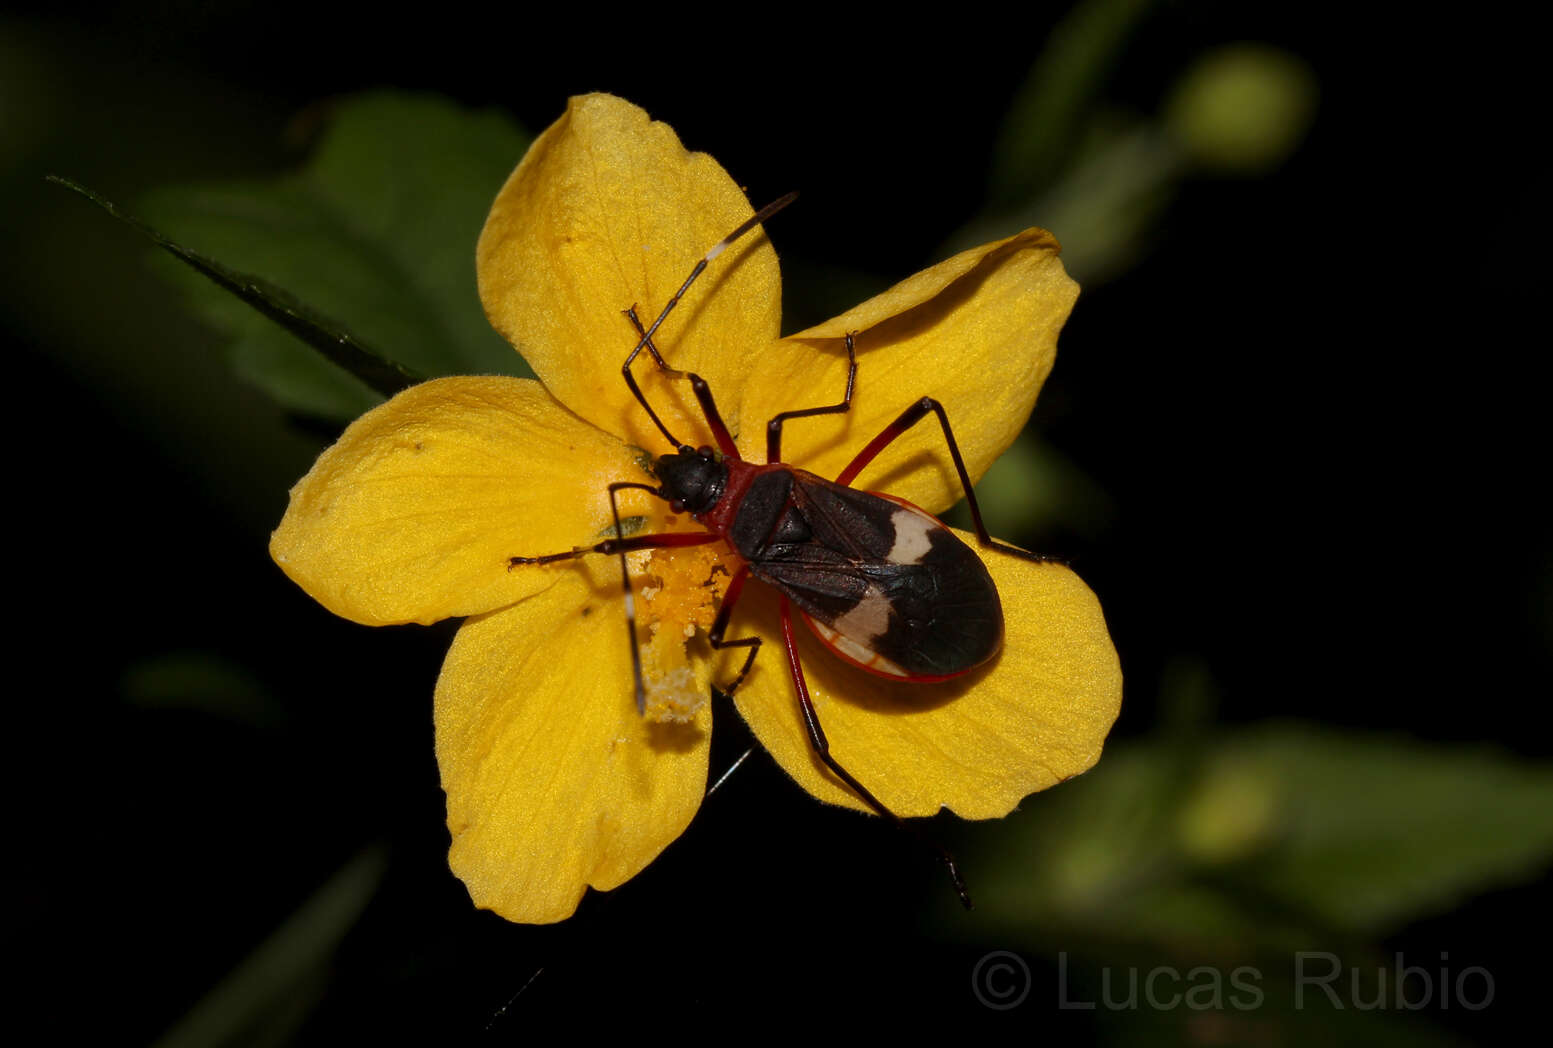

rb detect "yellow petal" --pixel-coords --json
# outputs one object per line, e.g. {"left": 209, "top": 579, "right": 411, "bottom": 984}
{"left": 478, "top": 93, "right": 782, "bottom": 451}
{"left": 735, "top": 231, "right": 1078, "bottom": 515}
{"left": 436, "top": 570, "right": 710, "bottom": 923}
{"left": 730, "top": 532, "right": 1120, "bottom": 818}
{"left": 270, "top": 376, "right": 652, "bottom": 626}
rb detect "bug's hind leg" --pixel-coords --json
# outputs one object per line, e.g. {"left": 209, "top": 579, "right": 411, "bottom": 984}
{"left": 777, "top": 594, "right": 973, "bottom": 909}
{"left": 835, "top": 397, "right": 1061, "bottom": 564}
{"left": 764, "top": 331, "right": 858, "bottom": 463}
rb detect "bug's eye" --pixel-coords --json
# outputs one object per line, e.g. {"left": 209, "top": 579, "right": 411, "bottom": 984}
{"left": 697, "top": 445, "right": 713, "bottom": 458}
{"left": 669, "top": 498, "right": 687, "bottom": 513}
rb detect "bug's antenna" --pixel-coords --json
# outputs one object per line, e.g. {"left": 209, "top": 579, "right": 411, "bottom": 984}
{"left": 508, "top": 488, "right": 722, "bottom": 715}
{"left": 606, "top": 482, "right": 655, "bottom": 714}
{"left": 621, "top": 192, "right": 798, "bottom": 447}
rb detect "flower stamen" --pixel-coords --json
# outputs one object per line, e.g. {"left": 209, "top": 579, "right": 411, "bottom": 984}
{"left": 638, "top": 543, "right": 739, "bottom": 723}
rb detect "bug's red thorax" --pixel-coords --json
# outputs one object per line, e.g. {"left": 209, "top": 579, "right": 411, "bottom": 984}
{"left": 697, "top": 458, "right": 788, "bottom": 536}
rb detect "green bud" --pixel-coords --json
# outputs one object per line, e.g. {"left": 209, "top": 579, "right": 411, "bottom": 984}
{"left": 1166, "top": 44, "right": 1317, "bottom": 173}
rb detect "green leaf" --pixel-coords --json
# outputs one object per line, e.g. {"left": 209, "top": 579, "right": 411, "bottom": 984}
{"left": 958, "top": 724, "right": 1553, "bottom": 951}
{"left": 942, "top": 431, "right": 1115, "bottom": 540}
{"left": 949, "top": 122, "right": 1183, "bottom": 285}
{"left": 154, "top": 847, "right": 388, "bottom": 1048}
{"left": 139, "top": 92, "right": 532, "bottom": 420}
{"left": 49, "top": 176, "right": 420, "bottom": 413}
{"left": 1221, "top": 724, "right": 1553, "bottom": 931}
{"left": 121, "top": 651, "right": 284, "bottom": 726}
{"left": 988, "top": 0, "right": 1159, "bottom": 205}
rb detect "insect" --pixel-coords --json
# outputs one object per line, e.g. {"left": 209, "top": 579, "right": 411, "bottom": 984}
{"left": 508, "top": 194, "right": 1056, "bottom": 905}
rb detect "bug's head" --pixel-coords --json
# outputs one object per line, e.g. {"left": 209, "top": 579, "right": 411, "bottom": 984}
{"left": 652, "top": 444, "right": 728, "bottom": 515}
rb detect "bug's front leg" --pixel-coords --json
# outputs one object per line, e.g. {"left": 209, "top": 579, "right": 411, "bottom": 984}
{"left": 506, "top": 529, "right": 720, "bottom": 567}
{"left": 507, "top": 481, "right": 720, "bottom": 714}
{"left": 506, "top": 480, "right": 716, "bottom": 566}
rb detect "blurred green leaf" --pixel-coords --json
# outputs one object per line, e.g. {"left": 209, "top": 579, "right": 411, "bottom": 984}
{"left": 952, "top": 122, "right": 1182, "bottom": 284}
{"left": 1157, "top": 655, "right": 1220, "bottom": 735}
{"left": 963, "top": 32, "right": 1313, "bottom": 287}
{"left": 989, "top": 0, "right": 1158, "bottom": 205}
{"left": 122, "top": 651, "right": 283, "bottom": 726}
{"left": 155, "top": 847, "right": 388, "bottom": 1048}
{"left": 1227, "top": 725, "right": 1553, "bottom": 930}
{"left": 961, "top": 739, "right": 1215, "bottom": 945}
{"left": 944, "top": 431, "right": 1115, "bottom": 540}
{"left": 961, "top": 724, "right": 1553, "bottom": 952}
{"left": 140, "top": 92, "right": 532, "bottom": 420}
{"left": 49, "top": 175, "right": 420, "bottom": 414}
{"left": 959, "top": 0, "right": 1175, "bottom": 283}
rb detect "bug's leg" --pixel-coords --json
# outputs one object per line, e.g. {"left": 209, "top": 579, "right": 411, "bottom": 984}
{"left": 619, "top": 193, "right": 798, "bottom": 452}
{"left": 624, "top": 306, "right": 739, "bottom": 459}
{"left": 778, "top": 594, "right": 973, "bottom": 909}
{"left": 705, "top": 564, "right": 761, "bottom": 697}
{"left": 764, "top": 331, "right": 857, "bottom": 464}
{"left": 508, "top": 481, "right": 721, "bottom": 714}
{"left": 836, "top": 397, "right": 1060, "bottom": 564}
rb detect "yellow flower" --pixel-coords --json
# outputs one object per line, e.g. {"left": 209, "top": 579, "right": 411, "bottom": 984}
{"left": 270, "top": 93, "right": 1122, "bottom": 924}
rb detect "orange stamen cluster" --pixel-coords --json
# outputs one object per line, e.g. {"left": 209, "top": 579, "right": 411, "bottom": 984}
{"left": 637, "top": 542, "right": 741, "bottom": 722}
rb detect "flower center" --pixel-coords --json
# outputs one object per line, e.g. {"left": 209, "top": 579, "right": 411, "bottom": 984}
{"left": 637, "top": 541, "right": 740, "bottom": 723}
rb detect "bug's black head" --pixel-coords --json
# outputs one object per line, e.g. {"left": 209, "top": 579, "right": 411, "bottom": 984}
{"left": 652, "top": 445, "right": 728, "bottom": 515}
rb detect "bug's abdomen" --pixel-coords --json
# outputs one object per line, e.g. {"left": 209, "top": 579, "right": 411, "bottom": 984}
{"left": 802, "top": 531, "right": 1003, "bottom": 680}
{"left": 750, "top": 485, "right": 1005, "bottom": 681}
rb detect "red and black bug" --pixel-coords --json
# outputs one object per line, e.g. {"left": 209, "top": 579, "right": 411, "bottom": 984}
{"left": 508, "top": 194, "right": 1056, "bottom": 905}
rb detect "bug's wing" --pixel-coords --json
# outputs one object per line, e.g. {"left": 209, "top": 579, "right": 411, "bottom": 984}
{"left": 754, "top": 476, "right": 1002, "bottom": 678}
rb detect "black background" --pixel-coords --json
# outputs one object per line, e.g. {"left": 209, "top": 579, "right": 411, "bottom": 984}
{"left": 5, "top": 2, "right": 1546, "bottom": 1042}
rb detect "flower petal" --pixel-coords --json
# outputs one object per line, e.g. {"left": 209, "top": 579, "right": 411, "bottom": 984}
{"left": 730, "top": 532, "right": 1120, "bottom": 818}
{"left": 270, "top": 376, "right": 652, "bottom": 626}
{"left": 735, "top": 231, "right": 1077, "bottom": 515}
{"left": 478, "top": 93, "right": 782, "bottom": 451}
{"left": 436, "top": 570, "right": 710, "bottom": 923}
